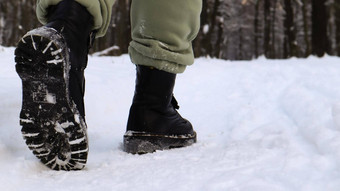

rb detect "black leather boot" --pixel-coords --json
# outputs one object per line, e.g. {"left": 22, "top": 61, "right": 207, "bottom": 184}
{"left": 124, "top": 65, "right": 197, "bottom": 154}
{"left": 14, "top": 0, "right": 94, "bottom": 170}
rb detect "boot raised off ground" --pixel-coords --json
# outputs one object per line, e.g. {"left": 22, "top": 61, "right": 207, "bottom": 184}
{"left": 124, "top": 66, "right": 197, "bottom": 154}
{"left": 14, "top": 0, "right": 94, "bottom": 170}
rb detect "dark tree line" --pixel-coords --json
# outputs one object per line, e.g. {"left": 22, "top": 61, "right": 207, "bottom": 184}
{"left": 1, "top": 0, "right": 340, "bottom": 60}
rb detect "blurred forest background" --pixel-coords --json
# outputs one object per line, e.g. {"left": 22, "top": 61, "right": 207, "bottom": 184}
{"left": 1, "top": 0, "right": 340, "bottom": 60}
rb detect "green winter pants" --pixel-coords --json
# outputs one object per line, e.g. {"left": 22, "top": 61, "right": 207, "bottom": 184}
{"left": 36, "top": 0, "right": 202, "bottom": 73}
{"left": 36, "top": 0, "right": 114, "bottom": 38}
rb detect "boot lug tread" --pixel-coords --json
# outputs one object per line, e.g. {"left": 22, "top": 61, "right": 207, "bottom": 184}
{"left": 15, "top": 27, "right": 88, "bottom": 171}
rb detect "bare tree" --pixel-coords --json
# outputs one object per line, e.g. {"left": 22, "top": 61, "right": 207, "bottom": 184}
{"left": 0, "top": 0, "right": 339, "bottom": 59}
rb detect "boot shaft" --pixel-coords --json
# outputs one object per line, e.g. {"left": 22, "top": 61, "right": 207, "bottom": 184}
{"left": 133, "top": 65, "right": 177, "bottom": 108}
{"left": 127, "top": 65, "right": 193, "bottom": 136}
{"left": 44, "top": 0, "right": 94, "bottom": 117}
{"left": 46, "top": 0, "right": 94, "bottom": 71}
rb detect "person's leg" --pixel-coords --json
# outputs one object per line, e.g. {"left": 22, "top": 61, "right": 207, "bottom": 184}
{"left": 15, "top": 0, "right": 114, "bottom": 170}
{"left": 124, "top": 0, "right": 202, "bottom": 154}
{"left": 128, "top": 0, "right": 202, "bottom": 73}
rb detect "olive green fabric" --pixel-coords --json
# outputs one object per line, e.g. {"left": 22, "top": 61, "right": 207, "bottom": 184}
{"left": 36, "top": 0, "right": 115, "bottom": 37}
{"left": 129, "top": 0, "right": 202, "bottom": 74}
{"left": 36, "top": 0, "right": 202, "bottom": 73}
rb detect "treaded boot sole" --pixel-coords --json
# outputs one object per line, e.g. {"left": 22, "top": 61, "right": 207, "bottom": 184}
{"left": 15, "top": 27, "right": 88, "bottom": 170}
{"left": 123, "top": 131, "right": 197, "bottom": 154}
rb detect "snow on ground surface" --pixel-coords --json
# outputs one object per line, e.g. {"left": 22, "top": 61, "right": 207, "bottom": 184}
{"left": 1, "top": 45, "right": 340, "bottom": 191}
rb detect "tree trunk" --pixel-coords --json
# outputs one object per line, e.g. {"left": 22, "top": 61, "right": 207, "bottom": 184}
{"left": 312, "top": 0, "right": 328, "bottom": 57}
{"left": 334, "top": 1, "right": 340, "bottom": 56}
{"left": 302, "top": 0, "right": 311, "bottom": 57}
{"left": 284, "top": 0, "right": 297, "bottom": 58}
{"left": 0, "top": 0, "right": 339, "bottom": 60}
{"left": 254, "top": 0, "right": 262, "bottom": 58}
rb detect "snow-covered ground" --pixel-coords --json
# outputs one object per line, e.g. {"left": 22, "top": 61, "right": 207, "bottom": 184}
{"left": 1, "top": 45, "right": 340, "bottom": 191}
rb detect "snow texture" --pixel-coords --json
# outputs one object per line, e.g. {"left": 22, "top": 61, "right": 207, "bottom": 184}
{"left": 1, "top": 46, "right": 340, "bottom": 190}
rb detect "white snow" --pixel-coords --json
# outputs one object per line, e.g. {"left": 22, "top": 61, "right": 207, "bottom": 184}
{"left": 45, "top": 92, "right": 56, "bottom": 104}
{"left": 54, "top": 122, "right": 66, "bottom": 134}
{"left": 30, "top": 35, "right": 37, "bottom": 50}
{"left": 51, "top": 48, "right": 62, "bottom": 56}
{"left": 46, "top": 58, "right": 63, "bottom": 65}
{"left": 92, "top": 46, "right": 120, "bottom": 57}
{"left": 42, "top": 41, "right": 53, "bottom": 54}
{"left": 203, "top": 24, "right": 209, "bottom": 34}
{"left": 69, "top": 137, "right": 85, "bottom": 145}
{"left": 1, "top": 46, "right": 340, "bottom": 190}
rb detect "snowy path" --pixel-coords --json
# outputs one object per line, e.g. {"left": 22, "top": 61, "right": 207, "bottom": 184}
{"left": 1, "top": 46, "right": 340, "bottom": 190}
